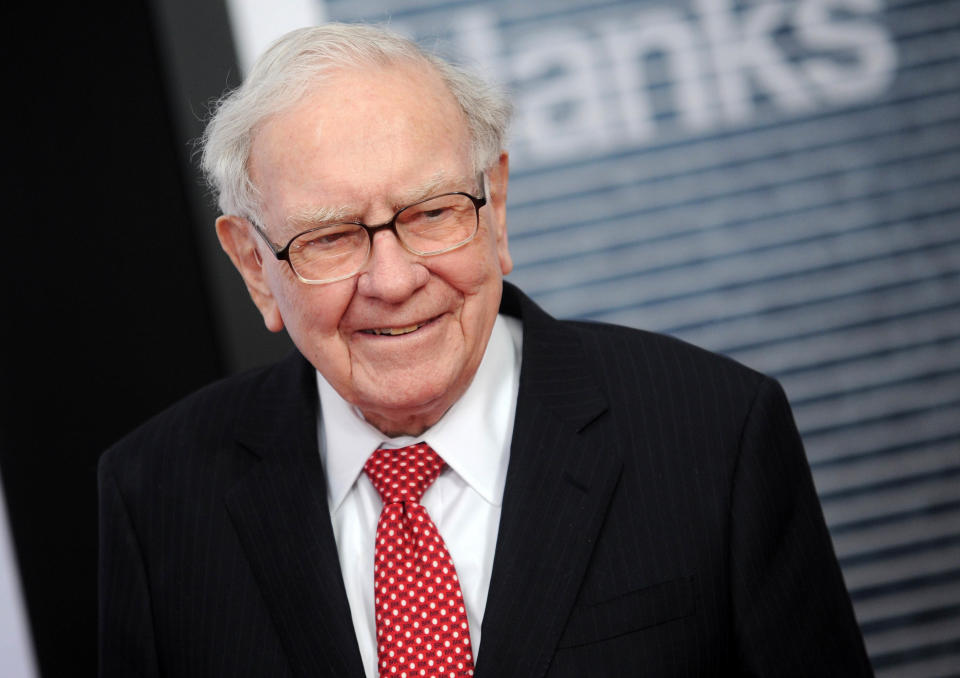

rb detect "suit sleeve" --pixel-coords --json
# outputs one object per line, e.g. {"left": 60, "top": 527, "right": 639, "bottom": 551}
{"left": 98, "top": 461, "right": 161, "bottom": 678}
{"left": 729, "top": 377, "right": 873, "bottom": 676}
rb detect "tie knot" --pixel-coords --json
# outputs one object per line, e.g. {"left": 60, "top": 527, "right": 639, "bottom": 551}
{"left": 363, "top": 443, "right": 445, "bottom": 505}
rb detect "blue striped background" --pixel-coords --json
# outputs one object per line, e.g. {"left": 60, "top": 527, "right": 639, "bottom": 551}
{"left": 324, "top": 0, "right": 960, "bottom": 674}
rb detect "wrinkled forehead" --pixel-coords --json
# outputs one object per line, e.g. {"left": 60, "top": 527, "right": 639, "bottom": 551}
{"left": 247, "top": 62, "right": 474, "bottom": 220}
{"left": 252, "top": 59, "right": 470, "bottom": 156}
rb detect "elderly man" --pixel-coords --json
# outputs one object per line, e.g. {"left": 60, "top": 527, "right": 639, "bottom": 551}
{"left": 99, "top": 23, "right": 873, "bottom": 678}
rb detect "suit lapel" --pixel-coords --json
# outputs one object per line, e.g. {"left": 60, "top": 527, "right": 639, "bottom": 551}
{"left": 224, "top": 354, "right": 365, "bottom": 678}
{"left": 476, "top": 285, "right": 623, "bottom": 678}
{"left": 218, "top": 285, "right": 620, "bottom": 678}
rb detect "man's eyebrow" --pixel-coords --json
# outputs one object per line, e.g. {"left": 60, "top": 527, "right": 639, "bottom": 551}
{"left": 285, "top": 204, "right": 355, "bottom": 231}
{"left": 283, "top": 171, "right": 465, "bottom": 231}
{"left": 395, "top": 171, "right": 451, "bottom": 207}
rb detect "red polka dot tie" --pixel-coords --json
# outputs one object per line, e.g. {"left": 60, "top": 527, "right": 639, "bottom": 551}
{"left": 363, "top": 443, "right": 475, "bottom": 678}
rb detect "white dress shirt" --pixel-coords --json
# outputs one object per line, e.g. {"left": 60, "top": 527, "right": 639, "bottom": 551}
{"left": 317, "top": 314, "right": 523, "bottom": 678}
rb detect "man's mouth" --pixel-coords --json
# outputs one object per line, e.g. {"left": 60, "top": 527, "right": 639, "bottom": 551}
{"left": 361, "top": 321, "right": 428, "bottom": 336}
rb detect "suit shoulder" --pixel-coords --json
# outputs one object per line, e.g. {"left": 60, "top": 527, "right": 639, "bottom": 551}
{"left": 564, "top": 318, "right": 767, "bottom": 387}
{"left": 556, "top": 318, "right": 784, "bottom": 430}
{"left": 98, "top": 355, "right": 295, "bottom": 480}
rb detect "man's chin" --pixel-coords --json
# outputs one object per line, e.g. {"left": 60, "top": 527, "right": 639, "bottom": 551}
{"left": 354, "top": 382, "right": 457, "bottom": 437}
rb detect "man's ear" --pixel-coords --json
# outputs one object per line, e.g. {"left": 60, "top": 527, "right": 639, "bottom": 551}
{"left": 215, "top": 215, "right": 285, "bottom": 332}
{"left": 487, "top": 152, "right": 512, "bottom": 275}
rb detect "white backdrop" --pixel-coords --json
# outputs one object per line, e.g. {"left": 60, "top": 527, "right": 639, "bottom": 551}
{"left": 0, "top": 475, "right": 38, "bottom": 678}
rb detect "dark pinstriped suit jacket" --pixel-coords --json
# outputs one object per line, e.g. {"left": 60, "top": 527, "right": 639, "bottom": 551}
{"left": 99, "top": 282, "right": 873, "bottom": 677}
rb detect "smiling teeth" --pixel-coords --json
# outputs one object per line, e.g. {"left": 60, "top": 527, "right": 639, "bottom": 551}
{"left": 366, "top": 323, "right": 425, "bottom": 336}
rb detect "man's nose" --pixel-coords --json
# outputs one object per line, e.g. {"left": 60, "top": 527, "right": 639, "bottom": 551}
{"left": 355, "top": 229, "right": 430, "bottom": 302}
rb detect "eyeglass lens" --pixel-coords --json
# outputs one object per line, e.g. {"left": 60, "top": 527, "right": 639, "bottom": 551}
{"left": 288, "top": 193, "right": 480, "bottom": 282}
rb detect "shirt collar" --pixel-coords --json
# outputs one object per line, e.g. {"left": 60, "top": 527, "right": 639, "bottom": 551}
{"left": 318, "top": 313, "right": 521, "bottom": 512}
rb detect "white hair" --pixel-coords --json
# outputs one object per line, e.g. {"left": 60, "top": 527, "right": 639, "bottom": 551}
{"left": 200, "top": 23, "right": 512, "bottom": 222}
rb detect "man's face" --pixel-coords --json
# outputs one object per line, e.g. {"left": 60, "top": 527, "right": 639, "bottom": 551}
{"left": 220, "top": 63, "right": 512, "bottom": 436}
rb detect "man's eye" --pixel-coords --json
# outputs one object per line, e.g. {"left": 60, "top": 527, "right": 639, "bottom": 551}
{"left": 403, "top": 202, "right": 459, "bottom": 225}
{"left": 293, "top": 227, "right": 357, "bottom": 252}
{"left": 311, "top": 232, "right": 346, "bottom": 245}
{"left": 421, "top": 207, "right": 450, "bottom": 220}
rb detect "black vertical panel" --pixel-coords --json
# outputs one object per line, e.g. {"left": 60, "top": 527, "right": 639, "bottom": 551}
{"left": 148, "top": 0, "right": 295, "bottom": 372}
{"left": 3, "top": 0, "right": 224, "bottom": 675}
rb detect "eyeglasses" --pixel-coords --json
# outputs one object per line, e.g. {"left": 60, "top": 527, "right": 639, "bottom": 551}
{"left": 250, "top": 177, "right": 487, "bottom": 285}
